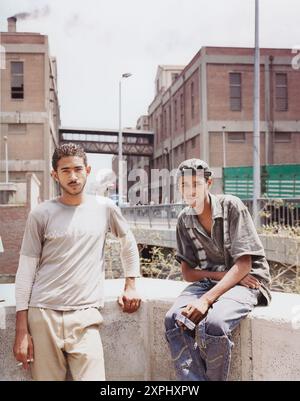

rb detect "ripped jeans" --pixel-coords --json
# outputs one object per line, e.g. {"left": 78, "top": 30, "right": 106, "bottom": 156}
{"left": 165, "top": 279, "right": 260, "bottom": 381}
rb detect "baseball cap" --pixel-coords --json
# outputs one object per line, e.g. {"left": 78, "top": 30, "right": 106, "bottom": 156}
{"left": 176, "top": 159, "right": 212, "bottom": 182}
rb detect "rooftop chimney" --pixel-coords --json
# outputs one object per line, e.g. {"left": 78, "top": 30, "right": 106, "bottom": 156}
{"left": 7, "top": 17, "right": 17, "bottom": 33}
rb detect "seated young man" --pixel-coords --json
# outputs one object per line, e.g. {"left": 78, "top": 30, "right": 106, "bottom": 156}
{"left": 165, "top": 159, "right": 271, "bottom": 381}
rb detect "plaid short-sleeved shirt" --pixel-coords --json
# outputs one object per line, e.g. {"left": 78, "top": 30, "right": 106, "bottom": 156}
{"left": 175, "top": 193, "right": 271, "bottom": 305}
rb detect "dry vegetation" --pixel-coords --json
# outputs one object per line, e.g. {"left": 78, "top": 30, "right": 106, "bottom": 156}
{"left": 105, "top": 231, "right": 300, "bottom": 294}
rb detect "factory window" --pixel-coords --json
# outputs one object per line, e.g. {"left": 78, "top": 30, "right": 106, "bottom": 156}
{"left": 8, "top": 123, "right": 27, "bottom": 134}
{"left": 228, "top": 132, "right": 246, "bottom": 142}
{"left": 274, "top": 132, "right": 291, "bottom": 142}
{"left": 191, "top": 82, "right": 195, "bottom": 119}
{"left": 229, "top": 72, "right": 241, "bottom": 111}
{"left": 275, "top": 73, "right": 288, "bottom": 111}
{"left": 11, "top": 61, "right": 24, "bottom": 99}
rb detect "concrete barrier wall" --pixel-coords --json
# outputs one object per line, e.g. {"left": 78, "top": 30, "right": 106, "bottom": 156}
{"left": 130, "top": 226, "right": 300, "bottom": 266}
{"left": 260, "top": 234, "right": 300, "bottom": 266}
{"left": 1, "top": 279, "right": 300, "bottom": 381}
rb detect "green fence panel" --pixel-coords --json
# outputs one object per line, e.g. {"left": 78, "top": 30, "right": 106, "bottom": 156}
{"left": 223, "top": 164, "right": 300, "bottom": 198}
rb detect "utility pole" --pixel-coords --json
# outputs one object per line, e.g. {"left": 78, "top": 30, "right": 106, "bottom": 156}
{"left": 118, "top": 73, "right": 132, "bottom": 206}
{"left": 253, "top": 0, "right": 261, "bottom": 227}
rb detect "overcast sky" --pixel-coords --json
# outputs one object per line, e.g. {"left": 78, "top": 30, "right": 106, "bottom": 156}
{"left": 1, "top": 0, "right": 300, "bottom": 174}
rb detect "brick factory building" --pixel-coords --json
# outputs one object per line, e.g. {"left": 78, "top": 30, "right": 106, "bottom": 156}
{"left": 128, "top": 46, "right": 300, "bottom": 200}
{"left": 0, "top": 16, "right": 60, "bottom": 201}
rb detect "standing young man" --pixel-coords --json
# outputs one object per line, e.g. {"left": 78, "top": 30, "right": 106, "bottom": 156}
{"left": 165, "top": 159, "right": 271, "bottom": 381}
{"left": 13, "top": 143, "right": 141, "bottom": 381}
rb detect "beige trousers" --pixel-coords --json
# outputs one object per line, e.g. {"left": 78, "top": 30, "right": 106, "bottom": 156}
{"left": 28, "top": 307, "right": 105, "bottom": 381}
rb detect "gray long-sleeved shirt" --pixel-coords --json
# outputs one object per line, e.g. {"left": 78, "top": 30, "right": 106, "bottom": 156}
{"left": 16, "top": 195, "right": 140, "bottom": 311}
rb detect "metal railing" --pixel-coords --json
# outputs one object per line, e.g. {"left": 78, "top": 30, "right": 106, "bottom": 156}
{"left": 245, "top": 198, "right": 300, "bottom": 228}
{"left": 121, "top": 198, "right": 300, "bottom": 228}
{"left": 121, "top": 203, "right": 185, "bottom": 229}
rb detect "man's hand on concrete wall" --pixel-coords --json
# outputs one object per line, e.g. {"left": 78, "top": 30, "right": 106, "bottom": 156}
{"left": 117, "top": 277, "right": 141, "bottom": 313}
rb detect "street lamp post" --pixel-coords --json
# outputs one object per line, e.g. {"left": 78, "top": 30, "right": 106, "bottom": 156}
{"left": 118, "top": 72, "right": 132, "bottom": 206}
